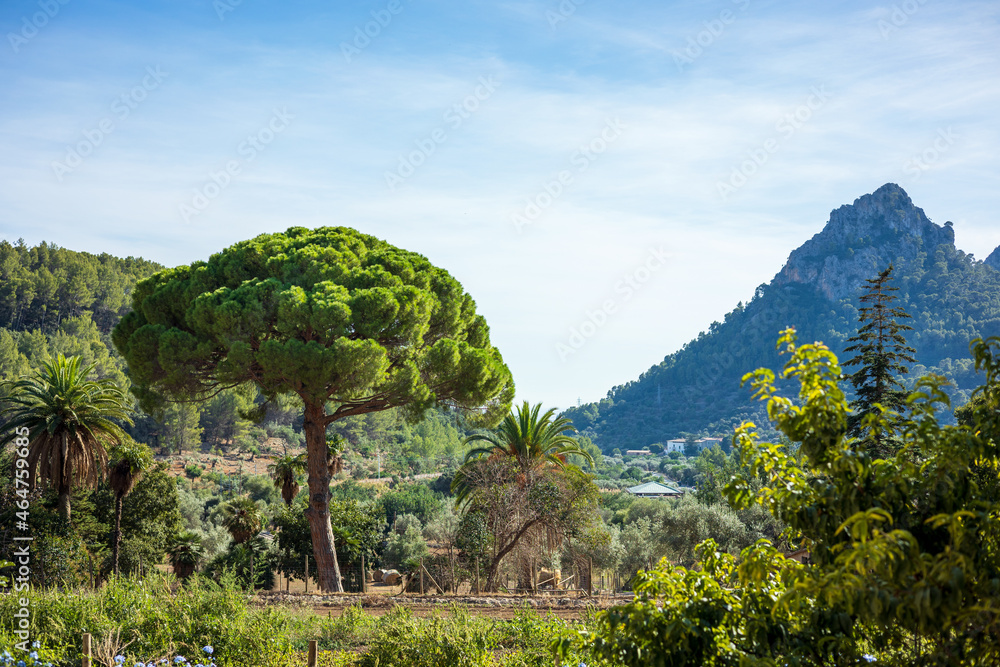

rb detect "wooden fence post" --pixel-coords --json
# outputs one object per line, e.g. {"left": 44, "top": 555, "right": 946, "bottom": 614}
{"left": 308, "top": 639, "right": 317, "bottom": 667}
{"left": 422, "top": 563, "right": 444, "bottom": 594}
{"left": 474, "top": 557, "right": 480, "bottom": 595}
{"left": 82, "top": 633, "right": 92, "bottom": 667}
{"left": 361, "top": 553, "right": 368, "bottom": 593}
{"left": 450, "top": 552, "right": 456, "bottom": 595}
{"left": 588, "top": 558, "right": 593, "bottom": 597}
{"left": 304, "top": 555, "right": 309, "bottom": 593}
{"left": 419, "top": 558, "right": 425, "bottom": 595}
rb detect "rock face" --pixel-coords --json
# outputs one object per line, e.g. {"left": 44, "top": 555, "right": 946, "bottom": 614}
{"left": 986, "top": 245, "right": 1000, "bottom": 272}
{"left": 773, "top": 183, "right": 955, "bottom": 301}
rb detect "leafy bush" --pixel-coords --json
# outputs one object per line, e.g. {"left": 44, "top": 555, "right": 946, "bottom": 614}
{"left": 379, "top": 482, "right": 443, "bottom": 526}
{"left": 204, "top": 530, "right": 276, "bottom": 590}
{"left": 0, "top": 574, "right": 294, "bottom": 667}
{"left": 383, "top": 523, "right": 428, "bottom": 571}
{"left": 356, "top": 607, "right": 493, "bottom": 667}
{"left": 267, "top": 424, "right": 304, "bottom": 448}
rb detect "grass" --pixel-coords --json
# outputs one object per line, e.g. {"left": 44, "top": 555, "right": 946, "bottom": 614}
{"left": 0, "top": 573, "right": 595, "bottom": 667}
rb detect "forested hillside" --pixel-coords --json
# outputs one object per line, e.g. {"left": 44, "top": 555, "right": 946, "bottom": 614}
{"left": 563, "top": 184, "right": 1000, "bottom": 451}
{"left": 0, "top": 240, "right": 164, "bottom": 386}
{"left": 0, "top": 239, "right": 480, "bottom": 474}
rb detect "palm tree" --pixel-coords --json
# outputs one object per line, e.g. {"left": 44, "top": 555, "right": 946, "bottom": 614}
{"left": 166, "top": 530, "right": 204, "bottom": 579}
{"left": 268, "top": 454, "right": 306, "bottom": 506}
{"left": 463, "top": 401, "right": 593, "bottom": 470}
{"left": 454, "top": 401, "right": 593, "bottom": 505}
{"left": 0, "top": 355, "right": 133, "bottom": 524}
{"left": 221, "top": 496, "right": 264, "bottom": 544}
{"left": 108, "top": 438, "right": 153, "bottom": 575}
{"left": 452, "top": 402, "right": 596, "bottom": 590}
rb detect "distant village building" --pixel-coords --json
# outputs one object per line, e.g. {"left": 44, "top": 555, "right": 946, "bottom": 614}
{"left": 662, "top": 437, "right": 724, "bottom": 455}
{"left": 626, "top": 482, "right": 685, "bottom": 498}
{"left": 625, "top": 449, "right": 653, "bottom": 456}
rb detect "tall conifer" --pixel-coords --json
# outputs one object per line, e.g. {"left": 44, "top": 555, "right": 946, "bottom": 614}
{"left": 843, "top": 265, "right": 916, "bottom": 456}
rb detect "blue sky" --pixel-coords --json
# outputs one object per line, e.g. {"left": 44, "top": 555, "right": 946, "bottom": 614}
{"left": 2, "top": 0, "right": 998, "bottom": 412}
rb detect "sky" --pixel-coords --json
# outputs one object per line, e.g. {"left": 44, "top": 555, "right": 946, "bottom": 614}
{"left": 1, "top": 0, "right": 998, "bottom": 412}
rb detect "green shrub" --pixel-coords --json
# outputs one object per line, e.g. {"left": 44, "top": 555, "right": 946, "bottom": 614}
{"left": 357, "top": 607, "right": 493, "bottom": 667}
{"left": 0, "top": 573, "right": 294, "bottom": 667}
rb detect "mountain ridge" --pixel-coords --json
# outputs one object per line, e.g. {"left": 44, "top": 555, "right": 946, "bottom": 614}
{"left": 987, "top": 245, "right": 1000, "bottom": 272}
{"left": 562, "top": 184, "right": 1000, "bottom": 451}
{"left": 774, "top": 183, "right": 954, "bottom": 300}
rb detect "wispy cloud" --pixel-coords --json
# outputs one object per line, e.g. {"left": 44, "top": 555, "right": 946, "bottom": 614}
{"left": 0, "top": 0, "right": 997, "bottom": 408}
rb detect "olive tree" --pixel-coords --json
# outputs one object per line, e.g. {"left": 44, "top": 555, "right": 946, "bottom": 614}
{"left": 113, "top": 226, "right": 513, "bottom": 591}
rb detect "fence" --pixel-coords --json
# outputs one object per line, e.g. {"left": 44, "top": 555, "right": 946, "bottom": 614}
{"left": 267, "top": 555, "right": 606, "bottom": 596}
{"left": 267, "top": 554, "right": 637, "bottom": 597}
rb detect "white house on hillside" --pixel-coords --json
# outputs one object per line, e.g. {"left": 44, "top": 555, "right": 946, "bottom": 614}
{"left": 665, "top": 439, "right": 685, "bottom": 453}
{"left": 696, "top": 437, "right": 724, "bottom": 450}
{"left": 662, "top": 437, "right": 724, "bottom": 454}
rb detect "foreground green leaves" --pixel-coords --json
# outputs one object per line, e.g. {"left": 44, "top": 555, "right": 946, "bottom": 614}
{"left": 0, "top": 572, "right": 591, "bottom": 667}
{"left": 566, "top": 330, "right": 1000, "bottom": 666}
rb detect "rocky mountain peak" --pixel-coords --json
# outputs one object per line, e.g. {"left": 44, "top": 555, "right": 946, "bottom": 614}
{"left": 773, "top": 183, "right": 955, "bottom": 301}
{"left": 986, "top": 245, "right": 1000, "bottom": 272}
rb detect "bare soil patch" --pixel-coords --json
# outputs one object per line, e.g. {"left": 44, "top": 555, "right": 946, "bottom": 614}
{"left": 253, "top": 590, "right": 630, "bottom": 620}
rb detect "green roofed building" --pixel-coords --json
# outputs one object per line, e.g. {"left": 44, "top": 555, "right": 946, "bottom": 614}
{"left": 626, "top": 482, "right": 685, "bottom": 498}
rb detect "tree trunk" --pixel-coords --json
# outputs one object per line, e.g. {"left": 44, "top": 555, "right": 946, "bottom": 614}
{"left": 58, "top": 432, "right": 71, "bottom": 524}
{"left": 486, "top": 517, "right": 542, "bottom": 591}
{"left": 58, "top": 487, "right": 71, "bottom": 524}
{"left": 302, "top": 400, "right": 343, "bottom": 592}
{"left": 113, "top": 493, "right": 124, "bottom": 576}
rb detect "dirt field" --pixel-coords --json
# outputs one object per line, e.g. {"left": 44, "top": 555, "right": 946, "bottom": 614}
{"left": 254, "top": 590, "right": 631, "bottom": 620}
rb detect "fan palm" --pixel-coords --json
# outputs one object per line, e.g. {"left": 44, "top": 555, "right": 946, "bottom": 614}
{"left": 221, "top": 496, "right": 264, "bottom": 544}
{"left": 108, "top": 438, "right": 153, "bottom": 575}
{"left": 166, "top": 530, "right": 204, "bottom": 579}
{"left": 268, "top": 454, "right": 306, "bottom": 506}
{"left": 454, "top": 401, "right": 593, "bottom": 505}
{"left": 463, "top": 401, "right": 593, "bottom": 470}
{"left": 0, "top": 355, "right": 133, "bottom": 523}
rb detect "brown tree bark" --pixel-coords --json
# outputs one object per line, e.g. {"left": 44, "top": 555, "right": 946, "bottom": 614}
{"left": 58, "top": 432, "right": 71, "bottom": 524}
{"left": 57, "top": 488, "right": 71, "bottom": 525}
{"left": 486, "top": 516, "right": 541, "bottom": 591}
{"left": 302, "top": 400, "right": 343, "bottom": 592}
